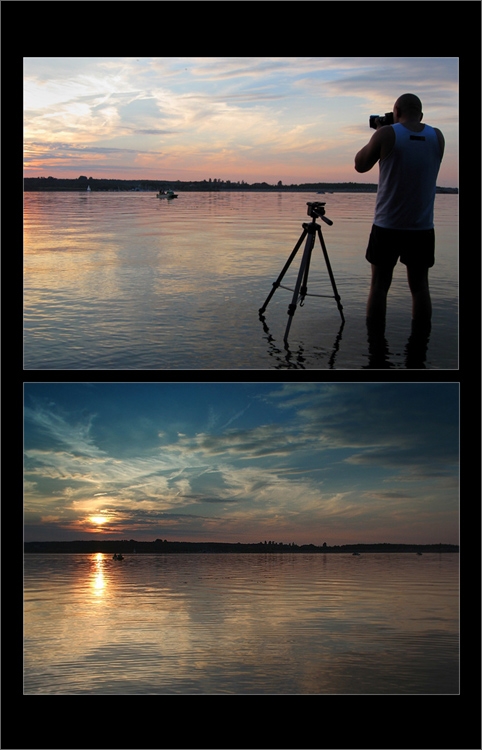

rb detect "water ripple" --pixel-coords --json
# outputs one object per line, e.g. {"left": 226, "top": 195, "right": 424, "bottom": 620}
{"left": 24, "top": 191, "right": 458, "bottom": 369}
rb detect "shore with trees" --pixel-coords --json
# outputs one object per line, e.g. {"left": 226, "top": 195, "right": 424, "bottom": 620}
{"left": 24, "top": 176, "right": 458, "bottom": 194}
{"left": 25, "top": 540, "right": 459, "bottom": 554}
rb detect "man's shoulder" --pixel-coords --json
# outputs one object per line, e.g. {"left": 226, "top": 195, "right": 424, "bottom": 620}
{"left": 416, "top": 124, "right": 445, "bottom": 159}
{"left": 423, "top": 123, "right": 443, "bottom": 137}
{"left": 423, "top": 123, "right": 444, "bottom": 142}
{"left": 378, "top": 125, "right": 396, "bottom": 159}
{"left": 376, "top": 125, "right": 396, "bottom": 145}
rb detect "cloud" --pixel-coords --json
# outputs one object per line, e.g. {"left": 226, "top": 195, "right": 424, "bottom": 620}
{"left": 219, "top": 402, "right": 252, "bottom": 430}
{"left": 24, "top": 142, "right": 162, "bottom": 163}
{"left": 167, "top": 423, "right": 307, "bottom": 459}
{"left": 134, "top": 129, "right": 176, "bottom": 135}
{"left": 24, "top": 57, "right": 458, "bottom": 185}
{"left": 24, "top": 402, "right": 103, "bottom": 458}
{"left": 24, "top": 383, "right": 459, "bottom": 544}
{"left": 265, "top": 382, "right": 458, "bottom": 460}
{"left": 362, "top": 490, "right": 414, "bottom": 501}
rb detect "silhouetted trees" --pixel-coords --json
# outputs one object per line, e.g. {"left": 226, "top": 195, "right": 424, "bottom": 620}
{"left": 25, "top": 176, "right": 458, "bottom": 195}
{"left": 24, "top": 540, "right": 459, "bottom": 554}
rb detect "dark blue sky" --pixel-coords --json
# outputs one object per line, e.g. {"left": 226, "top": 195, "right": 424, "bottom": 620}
{"left": 24, "top": 382, "right": 459, "bottom": 545}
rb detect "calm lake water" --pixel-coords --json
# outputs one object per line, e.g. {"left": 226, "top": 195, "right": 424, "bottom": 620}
{"left": 24, "top": 553, "right": 459, "bottom": 695}
{"left": 24, "top": 191, "right": 458, "bottom": 369}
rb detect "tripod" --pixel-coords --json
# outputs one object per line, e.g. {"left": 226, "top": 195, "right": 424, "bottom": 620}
{"left": 259, "top": 202, "right": 345, "bottom": 342}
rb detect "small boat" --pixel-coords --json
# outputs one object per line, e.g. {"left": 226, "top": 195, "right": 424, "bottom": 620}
{"left": 352, "top": 551, "right": 360, "bottom": 556}
{"left": 416, "top": 552, "right": 423, "bottom": 556}
{"left": 113, "top": 553, "right": 124, "bottom": 560}
{"left": 157, "top": 189, "right": 178, "bottom": 200}
{"left": 86, "top": 185, "right": 91, "bottom": 192}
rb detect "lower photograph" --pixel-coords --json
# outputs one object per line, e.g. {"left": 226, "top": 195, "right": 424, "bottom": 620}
{"left": 23, "top": 381, "right": 459, "bottom": 695}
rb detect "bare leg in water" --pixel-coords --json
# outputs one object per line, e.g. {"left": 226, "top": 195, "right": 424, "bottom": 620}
{"left": 365, "top": 262, "right": 432, "bottom": 368}
{"left": 366, "top": 264, "right": 394, "bottom": 327}
{"left": 406, "top": 265, "right": 432, "bottom": 327}
{"left": 366, "top": 264, "right": 432, "bottom": 328}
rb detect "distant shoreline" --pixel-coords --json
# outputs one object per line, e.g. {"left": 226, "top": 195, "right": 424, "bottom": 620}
{"left": 23, "top": 177, "right": 458, "bottom": 195}
{"left": 24, "top": 540, "right": 459, "bottom": 554}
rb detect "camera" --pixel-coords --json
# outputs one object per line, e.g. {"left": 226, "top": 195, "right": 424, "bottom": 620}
{"left": 369, "top": 112, "right": 394, "bottom": 129}
{"left": 307, "top": 201, "right": 326, "bottom": 218}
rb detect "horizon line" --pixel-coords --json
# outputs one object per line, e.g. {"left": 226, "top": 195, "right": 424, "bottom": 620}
{"left": 24, "top": 176, "right": 459, "bottom": 190}
{"left": 25, "top": 539, "right": 460, "bottom": 547}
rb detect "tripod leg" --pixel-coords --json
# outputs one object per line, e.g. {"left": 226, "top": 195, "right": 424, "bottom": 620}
{"left": 299, "top": 239, "right": 313, "bottom": 305}
{"left": 316, "top": 226, "right": 345, "bottom": 323}
{"left": 259, "top": 229, "right": 307, "bottom": 314}
{"left": 284, "top": 229, "right": 316, "bottom": 342}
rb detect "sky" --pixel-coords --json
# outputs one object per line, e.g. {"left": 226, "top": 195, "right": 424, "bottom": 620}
{"left": 23, "top": 57, "right": 458, "bottom": 187}
{"left": 24, "top": 382, "right": 459, "bottom": 546}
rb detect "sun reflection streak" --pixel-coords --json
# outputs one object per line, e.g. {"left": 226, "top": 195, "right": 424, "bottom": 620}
{"left": 91, "top": 552, "right": 106, "bottom": 597}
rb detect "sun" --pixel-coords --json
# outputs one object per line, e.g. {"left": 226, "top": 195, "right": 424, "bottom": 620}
{"left": 90, "top": 515, "right": 108, "bottom": 526}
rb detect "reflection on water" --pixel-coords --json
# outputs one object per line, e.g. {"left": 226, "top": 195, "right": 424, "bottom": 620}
{"left": 259, "top": 313, "right": 346, "bottom": 370}
{"left": 363, "top": 319, "right": 432, "bottom": 369}
{"left": 24, "top": 192, "right": 458, "bottom": 369}
{"left": 92, "top": 553, "right": 106, "bottom": 596}
{"left": 24, "top": 553, "right": 459, "bottom": 694}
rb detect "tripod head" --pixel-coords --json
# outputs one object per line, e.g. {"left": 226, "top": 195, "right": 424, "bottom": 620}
{"left": 306, "top": 201, "right": 333, "bottom": 226}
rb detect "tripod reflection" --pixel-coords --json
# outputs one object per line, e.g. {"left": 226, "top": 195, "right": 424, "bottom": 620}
{"left": 259, "top": 312, "right": 345, "bottom": 369}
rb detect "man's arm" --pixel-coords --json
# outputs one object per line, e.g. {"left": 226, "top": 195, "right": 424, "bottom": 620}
{"left": 354, "top": 126, "right": 394, "bottom": 173}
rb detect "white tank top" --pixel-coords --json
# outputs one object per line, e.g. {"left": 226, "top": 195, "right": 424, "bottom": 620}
{"left": 374, "top": 123, "right": 442, "bottom": 230}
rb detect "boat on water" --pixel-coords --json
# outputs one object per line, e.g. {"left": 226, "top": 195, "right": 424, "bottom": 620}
{"left": 352, "top": 551, "right": 361, "bottom": 556}
{"left": 113, "top": 553, "right": 124, "bottom": 560}
{"left": 157, "top": 189, "right": 178, "bottom": 200}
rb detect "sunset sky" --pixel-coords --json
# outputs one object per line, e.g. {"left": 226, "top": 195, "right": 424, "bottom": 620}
{"left": 24, "top": 57, "right": 458, "bottom": 187}
{"left": 24, "top": 382, "right": 459, "bottom": 545}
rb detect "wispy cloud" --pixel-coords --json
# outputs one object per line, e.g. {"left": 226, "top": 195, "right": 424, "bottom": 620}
{"left": 24, "top": 383, "right": 459, "bottom": 544}
{"left": 23, "top": 57, "right": 458, "bottom": 185}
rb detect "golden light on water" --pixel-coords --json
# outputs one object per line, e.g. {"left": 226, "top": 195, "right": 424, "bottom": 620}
{"left": 93, "top": 572, "right": 105, "bottom": 593}
{"left": 92, "top": 553, "right": 106, "bottom": 596}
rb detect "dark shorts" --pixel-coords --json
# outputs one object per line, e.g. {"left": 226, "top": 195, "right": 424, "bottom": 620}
{"left": 365, "top": 225, "right": 435, "bottom": 269}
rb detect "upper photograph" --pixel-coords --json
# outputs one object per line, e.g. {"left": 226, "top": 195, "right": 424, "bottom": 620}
{"left": 24, "top": 57, "right": 458, "bottom": 370}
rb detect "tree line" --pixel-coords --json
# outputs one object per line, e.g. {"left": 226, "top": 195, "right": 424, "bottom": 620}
{"left": 25, "top": 176, "right": 457, "bottom": 193}
{"left": 25, "top": 176, "right": 381, "bottom": 193}
{"left": 24, "top": 539, "right": 459, "bottom": 554}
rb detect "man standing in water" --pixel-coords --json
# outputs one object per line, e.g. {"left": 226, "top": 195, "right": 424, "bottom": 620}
{"left": 354, "top": 94, "right": 444, "bottom": 331}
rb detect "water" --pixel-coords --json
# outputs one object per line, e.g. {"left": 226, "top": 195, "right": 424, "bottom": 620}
{"left": 24, "top": 191, "right": 458, "bottom": 369}
{"left": 24, "top": 553, "right": 459, "bottom": 694}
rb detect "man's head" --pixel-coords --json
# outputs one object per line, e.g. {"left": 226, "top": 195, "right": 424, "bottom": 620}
{"left": 393, "top": 93, "right": 423, "bottom": 123}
